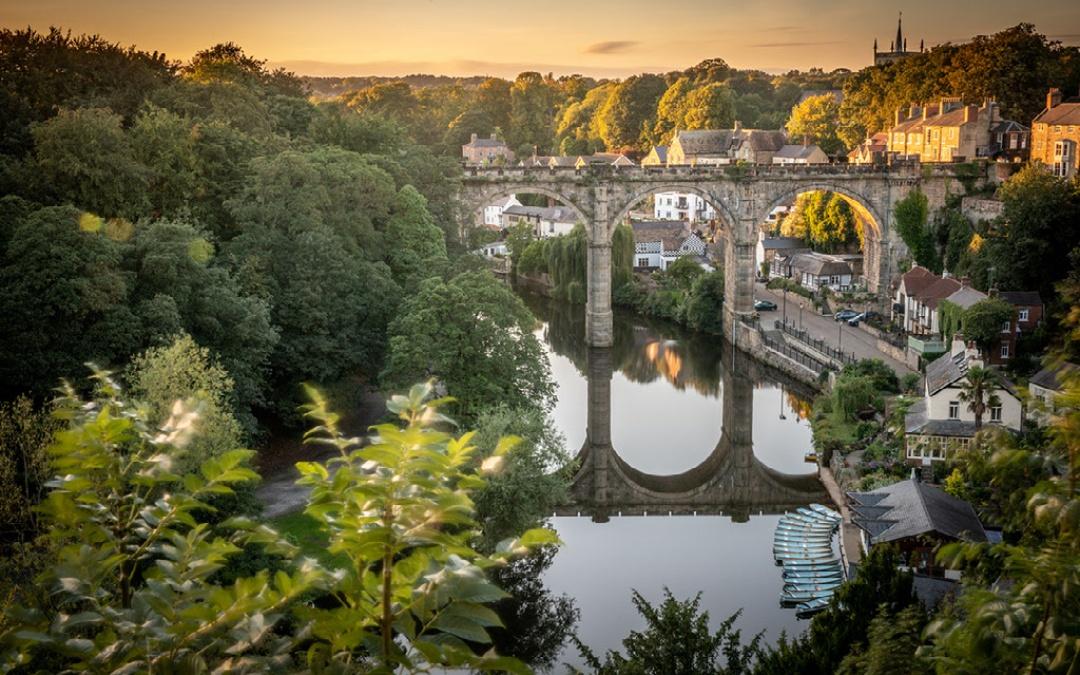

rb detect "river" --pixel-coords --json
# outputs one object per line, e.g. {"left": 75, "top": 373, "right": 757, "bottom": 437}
{"left": 519, "top": 293, "right": 828, "bottom": 667}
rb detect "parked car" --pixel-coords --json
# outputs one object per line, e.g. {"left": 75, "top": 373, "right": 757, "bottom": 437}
{"left": 834, "top": 309, "right": 859, "bottom": 322}
{"left": 755, "top": 299, "right": 778, "bottom": 311}
{"left": 847, "top": 310, "right": 882, "bottom": 327}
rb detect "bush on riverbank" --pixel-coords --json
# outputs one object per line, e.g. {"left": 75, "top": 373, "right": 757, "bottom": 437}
{"left": 614, "top": 258, "right": 726, "bottom": 335}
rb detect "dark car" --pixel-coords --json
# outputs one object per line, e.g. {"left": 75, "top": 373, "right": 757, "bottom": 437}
{"left": 755, "top": 299, "right": 778, "bottom": 311}
{"left": 834, "top": 309, "right": 859, "bottom": 322}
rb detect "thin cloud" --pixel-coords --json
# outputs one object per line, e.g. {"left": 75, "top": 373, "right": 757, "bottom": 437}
{"left": 749, "top": 41, "right": 844, "bottom": 48}
{"left": 583, "top": 40, "right": 640, "bottom": 55}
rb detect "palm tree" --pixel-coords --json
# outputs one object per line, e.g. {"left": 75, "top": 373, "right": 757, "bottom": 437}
{"left": 958, "top": 366, "right": 1001, "bottom": 429}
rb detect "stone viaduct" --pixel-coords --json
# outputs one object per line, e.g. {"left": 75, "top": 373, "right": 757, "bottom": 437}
{"left": 558, "top": 346, "right": 830, "bottom": 522}
{"left": 461, "top": 161, "right": 987, "bottom": 347}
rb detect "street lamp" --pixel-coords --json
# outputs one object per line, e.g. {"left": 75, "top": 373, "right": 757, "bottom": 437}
{"left": 782, "top": 286, "right": 789, "bottom": 326}
{"left": 838, "top": 319, "right": 843, "bottom": 352}
{"left": 799, "top": 302, "right": 804, "bottom": 330}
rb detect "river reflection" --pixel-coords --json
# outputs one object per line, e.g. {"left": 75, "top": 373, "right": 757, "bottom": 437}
{"left": 520, "top": 294, "right": 829, "bottom": 666}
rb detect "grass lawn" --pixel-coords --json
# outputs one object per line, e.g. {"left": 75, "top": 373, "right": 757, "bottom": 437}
{"left": 270, "top": 511, "right": 349, "bottom": 569}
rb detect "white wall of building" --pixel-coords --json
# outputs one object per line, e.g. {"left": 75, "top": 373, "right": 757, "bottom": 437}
{"left": 653, "top": 192, "right": 717, "bottom": 223}
{"left": 926, "top": 384, "right": 1022, "bottom": 430}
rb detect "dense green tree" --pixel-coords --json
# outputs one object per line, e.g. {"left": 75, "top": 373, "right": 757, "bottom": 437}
{"left": 31, "top": 107, "right": 149, "bottom": 218}
{"left": 307, "top": 102, "right": 407, "bottom": 156}
{"left": 786, "top": 93, "right": 844, "bottom": 155}
{"left": 969, "top": 165, "right": 1080, "bottom": 300}
{"left": 577, "top": 589, "right": 761, "bottom": 674}
{"left": 781, "top": 191, "right": 860, "bottom": 252}
{"left": 383, "top": 185, "right": 449, "bottom": 290}
{"left": 597, "top": 74, "right": 667, "bottom": 151}
{"left": 836, "top": 605, "right": 927, "bottom": 675}
{"left": 685, "top": 271, "right": 727, "bottom": 335}
{"left": 0, "top": 206, "right": 134, "bottom": 398}
{"left": 0, "top": 396, "right": 59, "bottom": 544}
{"left": 129, "top": 105, "right": 198, "bottom": 217}
{"left": 683, "top": 82, "right": 737, "bottom": 131}
{"left": 129, "top": 219, "right": 277, "bottom": 422}
{"left": 228, "top": 146, "right": 396, "bottom": 258}
{"left": 382, "top": 271, "right": 554, "bottom": 422}
{"left": 0, "top": 27, "right": 175, "bottom": 153}
{"left": 653, "top": 77, "right": 695, "bottom": 142}
{"left": 471, "top": 405, "right": 570, "bottom": 549}
{"left": 959, "top": 298, "right": 1014, "bottom": 354}
{"left": 508, "top": 72, "right": 556, "bottom": 155}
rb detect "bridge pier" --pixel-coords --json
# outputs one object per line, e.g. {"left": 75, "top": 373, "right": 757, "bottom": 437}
{"left": 585, "top": 242, "right": 614, "bottom": 347}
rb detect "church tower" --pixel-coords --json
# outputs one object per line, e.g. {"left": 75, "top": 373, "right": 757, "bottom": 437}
{"left": 874, "top": 12, "right": 921, "bottom": 66}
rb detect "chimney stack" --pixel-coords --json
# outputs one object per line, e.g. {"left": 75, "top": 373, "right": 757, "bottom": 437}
{"left": 895, "top": 108, "right": 903, "bottom": 126}
{"left": 490, "top": 132, "right": 498, "bottom": 141}
{"left": 1047, "top": 88, "right": 1063, "bottom": 110}
{"left": 734, "top": 120, "right": 743, "bottom": 132}
{"left": 951, "top": 332, "right": 967, "bottom": 356}
{"left": 470, "top": 133, "right": 478, "bottom": 143}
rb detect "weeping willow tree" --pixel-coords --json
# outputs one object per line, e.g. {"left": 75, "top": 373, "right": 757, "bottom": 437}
{"left": 541, "top": 223, "right": 635, "bottom": 305}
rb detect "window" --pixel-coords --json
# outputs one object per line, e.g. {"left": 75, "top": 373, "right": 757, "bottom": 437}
{"left": 949, "top": 401, "right": 960, "bottom": 419}
{"left": 637, "top": 257, "right": 650, "bottom": 267}
{"left": 1002, "top": 320, "right": 1011, "bottom": 333}
{"left": 1018, "top": 308, "right": 1029, "bottom": 322}
{"left": 990, "top": 405, "right": 1003, "bottom": 423}
{"left": 1001, "top": 343, "right": 1010, "bottom": 358}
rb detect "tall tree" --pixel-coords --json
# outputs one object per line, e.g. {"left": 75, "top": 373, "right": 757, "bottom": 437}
{"left": 786, "top": 93, "right": 844, "bottom": 155}
{"left": 597, "top": 74, "right": 667, "bottom": 151}
{"left": 682, "top": 82, "right": 736, "bottom": 131}
{"left": 382, "top": 271, "right": 554, "bottom": 422}
{"left": 383, "top": 185, "right": 449, "bottom": 290}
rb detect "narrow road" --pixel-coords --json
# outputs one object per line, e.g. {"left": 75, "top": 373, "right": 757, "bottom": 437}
{"left": 754, "top": 282, "right": 915, "bottom": 377}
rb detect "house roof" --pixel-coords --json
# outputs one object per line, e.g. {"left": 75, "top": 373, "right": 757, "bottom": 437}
{"left": 990, "top": 120, "right": 1030, "bottom": 133}
{"left": 847, "top": 479, "right": 987, "bottom": 545}
{"left": 1034, "top": 100, "right": 1080, "bottom": 126}
{"left": 492, "top": 196, "right": 519, "bottom": 209}
{"left": 925, "top": 348, "right": 1018, "bottom": 397}
{"left": 465, "top": 137, "right": 508, "bottom": 148}
{"left": 788, "top": 252, "right": 851, "bottom": 277}
{"left": 899, "top": 265, "right": 937, "bottom": 296}
{"left": 775, "top": 144, "right": 824, "bottom": 160}
{"left": 672, "top": 129, "right": 734, "bottom": 157}
{"left": 647, "top": 146, "right": 668, "bottom": 163}
{"left": 578, "top": 152, "right": 635, "bottom": 166}
{"left": 760, "top": 237, "right": 806, "bottom": 251}
{"left": 919, "top": 277, "right": 963, "bottom": 309}
{"left": 944, "top": 286, "right": 988, "bottom": 310}
{"left": 503, "top": 205, "right": 579, "bottom": 223}
{"left": 631, "top": 221, "right": 690, "bottom": 251}
{"left": 549, "top": 156, "right": 577, "bottom": 167}
{"left": 1030, "top": 361, "right": 1080, "bottom": 392}
{"left": 520, "top": 156, "right": 552, "bottom": 167}
{"left": 925, "top": 350, "right": 970, "bottom": 395}
{"left": 905, "top": 397, "right": 979, "bottom": 437}
{"left": 999, "top": 291, "right": 1042, "bottom": 307}
{"left": 739, "top": 129, "right": 788, "bottom": 153}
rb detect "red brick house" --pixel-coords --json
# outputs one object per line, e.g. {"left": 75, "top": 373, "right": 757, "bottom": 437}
{"left": 989, "top": 291, "right": 1043, "bottom": 365}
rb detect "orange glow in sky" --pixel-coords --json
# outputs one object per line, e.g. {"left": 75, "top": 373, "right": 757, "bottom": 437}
{"left": 2, "top": 0, "right": 1078, "bottom": 77}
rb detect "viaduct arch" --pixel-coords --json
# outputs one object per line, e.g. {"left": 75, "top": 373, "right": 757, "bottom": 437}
{"left": 461, "top": 161, "right": 988, "bottom": 347}
{"left": 560, "top": 346, "right": 830, "bottom": 522}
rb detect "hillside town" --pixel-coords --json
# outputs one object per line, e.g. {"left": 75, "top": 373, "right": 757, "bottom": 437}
{"left": 0, "top": 7, "right": 1078, "bottom": 674}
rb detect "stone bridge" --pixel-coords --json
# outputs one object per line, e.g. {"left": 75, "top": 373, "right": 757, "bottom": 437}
{"left": 557, "top": 346, "right": 830, "bottom": 522}
{"left": 461, "top": 161, "right": 987, "bottom": 346}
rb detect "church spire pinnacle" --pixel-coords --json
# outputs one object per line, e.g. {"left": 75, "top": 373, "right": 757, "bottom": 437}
{"left": 896, "top": 12, "right": 904, "bottom": 53}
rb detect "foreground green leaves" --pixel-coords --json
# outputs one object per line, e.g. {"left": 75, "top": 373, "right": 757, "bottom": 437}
{"left": 298, "top": 381, "right": 558, "bottom": 672}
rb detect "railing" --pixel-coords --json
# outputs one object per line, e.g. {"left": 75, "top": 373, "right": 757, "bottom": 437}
{"left": 907, "top": 335, "right": 947, "bottom": 354}
{"left": 774, "top": 319, "right": 857, "bottom": 366}
{"left": 762, "top": 332, "right": 831, "bottom": 375}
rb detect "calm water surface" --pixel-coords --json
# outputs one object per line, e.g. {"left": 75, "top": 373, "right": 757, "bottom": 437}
{"left": 521, "top": 295, "right": 826, "bottom": 666}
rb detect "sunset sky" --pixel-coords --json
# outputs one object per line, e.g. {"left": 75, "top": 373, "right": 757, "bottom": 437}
{"left": 3, "top": 0, "right": 1079, "bottom": 78}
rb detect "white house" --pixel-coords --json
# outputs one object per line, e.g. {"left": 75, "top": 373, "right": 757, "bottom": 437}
{"left": 1028, "top": 361, "right": 1079, "bottom": 423}
{"left": 483, "top": 195, "right": 521, "bottom": 227}
{"left": 772, "top": 144, "right": 829, "bottom": 165}
{"left": 473, "top": 241, "right": 509, "bottom": 258}
{"left": 653, "top": 192, "right": 717, "bottom": 223}
{"left": 501, "top": 204, "right": 579, "bottom": 238}
{"left": 631, "top": 221, "right": 707, "bottom": 271}
{"left": 784, "top": 252, "right": 855, "bottom": 291}
{"left": 905, "top": 335, "right": 1023, "bottom": 464}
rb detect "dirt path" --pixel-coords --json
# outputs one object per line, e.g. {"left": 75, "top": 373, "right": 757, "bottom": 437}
{"left": 254, "top": 387, "right": 387, "bottom": 518}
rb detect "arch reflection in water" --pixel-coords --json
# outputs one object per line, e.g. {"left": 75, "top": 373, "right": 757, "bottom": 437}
{"left": 563, "top": 345, "right": 829, "bottom": 523}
